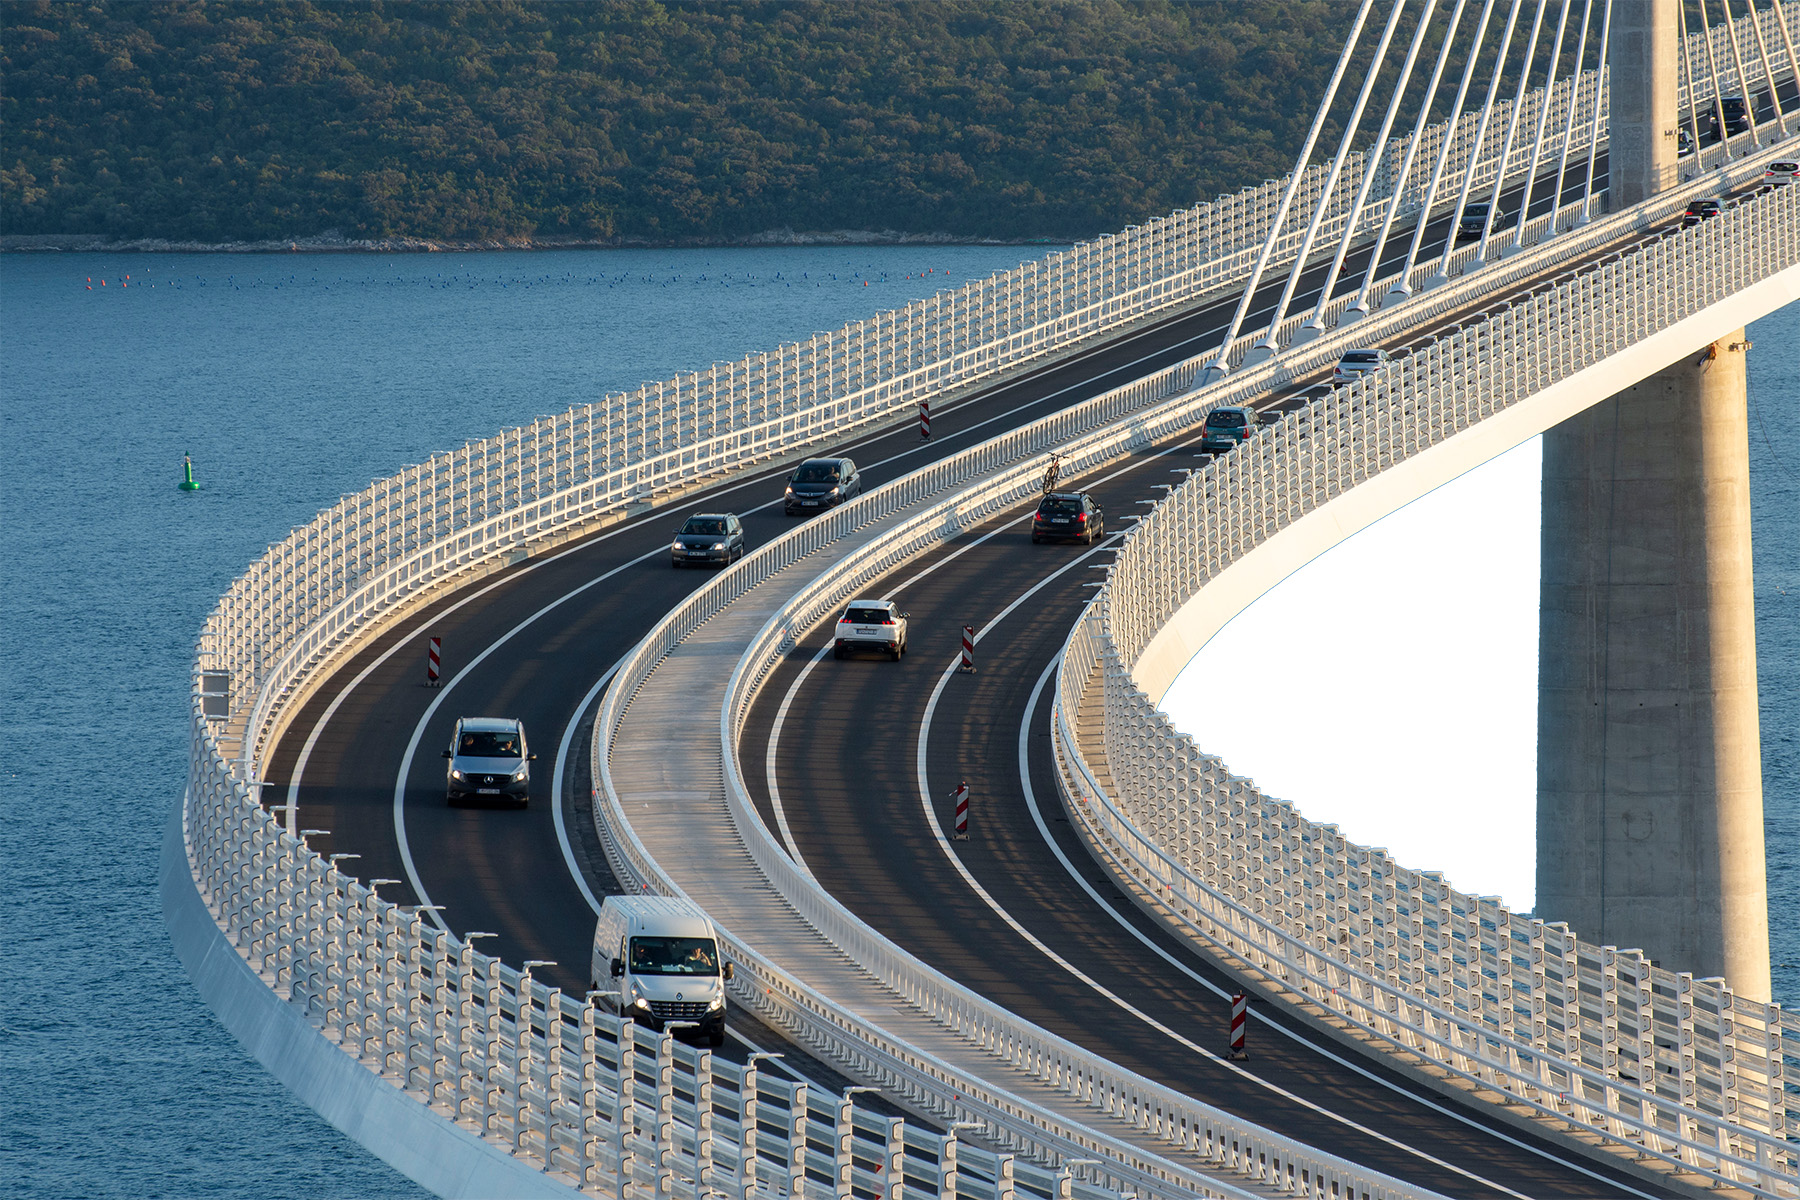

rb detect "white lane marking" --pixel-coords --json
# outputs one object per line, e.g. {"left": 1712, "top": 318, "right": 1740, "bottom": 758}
{"left": 393, "top": 546, "right": 668, "bottom": 930}
{"left": 765, "top": 515, "right": 1031, "bottom": 865}
{"left": 905, "top": 579, "right": 1536, "bottom": 1200}
{"left": 552, "top": 656, "right": 629, "bottom": 917}
{"left": 1013, "top": 665, "right": 1661, "bottom": 1200}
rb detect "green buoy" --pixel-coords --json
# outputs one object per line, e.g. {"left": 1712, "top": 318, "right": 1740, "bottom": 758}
{"left": 179, "top": 453, "right": 201, "bottom": 491}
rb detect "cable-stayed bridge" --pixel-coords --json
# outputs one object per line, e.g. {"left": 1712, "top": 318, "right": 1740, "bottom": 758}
{"left": 168, "top": 3, "right": 1800, "bottom": 1198}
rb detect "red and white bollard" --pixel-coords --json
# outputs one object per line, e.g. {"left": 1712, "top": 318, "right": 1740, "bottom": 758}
{"left": 959, "top": 626, "right": 975, "bottom": 673}
{"left": 919, "top": 399, "right": 931, "bottom": 440}
{"left": 951, "top": 782, "right": 969, "bottom": 839}
{"left": 1228, "top": 992, "right": 1249, "bottom": 1059}
{"left": 427, "top": 636, "right": 442, "bottom": 687}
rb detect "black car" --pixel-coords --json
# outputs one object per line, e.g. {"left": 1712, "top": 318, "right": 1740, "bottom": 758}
{"left": 1716, "top": 96, "right": 1751, "bottom": 137}
{"left": 1200, "top": 405, "right": 1260, "bottom": 454}
{"left": 670, "top": 512, "right": 745, "bottom": 568}
{"left": 784, "top": 457, "right": 862, "bottom": 515}
{"left": 1456, "top": 201, "right": 1504, "bottom": 243}
{"left": 1681, "top": 198, "right": 1723, "bottom": 228}
{"left": 1032, "top": 491, "right": 1105, "bottom": 544}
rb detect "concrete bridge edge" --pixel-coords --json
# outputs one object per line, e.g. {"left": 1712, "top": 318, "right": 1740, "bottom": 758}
{"left": 159, "top": 792, "right": 581, "bottom": 1200}
{"left": 1131, "top": 263, "right": 1800, "bottom": 708}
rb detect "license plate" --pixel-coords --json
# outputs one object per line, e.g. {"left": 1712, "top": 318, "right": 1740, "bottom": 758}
{"left": 801, "top": 499, "right": 820, "bottom": 506}
{"left": 856, "top": 627, "right": 878, "bottom": 636}
{"left": 687, "top": 550, "right": 707, "bottom": 556}
{"left": 1052, "top": 517, "right": 1069, "bottom": 523}
{"left": 477, "top": 788, "right": 501, "bottom": 794}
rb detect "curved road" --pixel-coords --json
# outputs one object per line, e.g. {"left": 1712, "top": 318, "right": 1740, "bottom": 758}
{"left": 264, "top": 149, "right": 1787, "bottom": 1195}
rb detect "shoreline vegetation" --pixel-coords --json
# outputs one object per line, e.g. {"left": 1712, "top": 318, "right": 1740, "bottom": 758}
{"left": 3, "top": 1, "right": 1354, "bottom": 251}
{"left": 0, "top": 227, "right": 1046, "bottom": 254}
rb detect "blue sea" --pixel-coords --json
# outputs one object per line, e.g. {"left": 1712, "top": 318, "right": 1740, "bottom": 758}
{"left": 2, "top": 247, "right": 1795, "bottom": 1198}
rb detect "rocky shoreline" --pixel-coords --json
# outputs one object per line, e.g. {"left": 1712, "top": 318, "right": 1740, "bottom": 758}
{"left": 1, "top": 227, "right": 1046, "bottom": 254}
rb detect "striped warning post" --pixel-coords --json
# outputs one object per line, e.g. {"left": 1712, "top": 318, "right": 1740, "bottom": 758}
{"left": 918, "top": 399, "right": 931, "bottom": 440}
{"left": 1228, "top": 992, "right": 1249, "bottom": 1059}
{"left": 959, "top": 626, "right": 975, "bottom": 672}
{"left": 951, "top": 782, "right": 969, "bottom": 839}
{"left": 427, "top": 636, "right": 441, "bottom": 687}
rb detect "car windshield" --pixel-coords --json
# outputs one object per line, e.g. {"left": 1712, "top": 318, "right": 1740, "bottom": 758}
{"left": 629, "top": 936, "right": 719, "bottom": 976}
{"left": 1690, "top": 201, "right": 1719, "bottom": 212}
{"left": 1204, "top": 411, "right": 1246, "bottom": 428}
{"left": 1462, "top": 204, "right": 1490, "bottom": 218}
{"left": 1039, "top": 496, "right": 1083, "bottom": 513}
{"left": 843, "top": 607, "right": 891, "bottom": 624}
{"left": 1342, "top": 352, "right": 1381, "bottom": 364}
{"left": 681, "top": 518, "right": 727, "bottom": 535}
{"left": 1771, "top": 162, "right": 1798, "bottom": 171}
{"left": 458, "top": 730, "right": 520, "bottom": 757}
{"left": 793, "top": 463, "right": 840, "bottom": 483}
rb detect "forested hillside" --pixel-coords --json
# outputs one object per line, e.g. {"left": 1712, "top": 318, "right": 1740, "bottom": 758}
{"left": 2, "top": 1, "right": 1355, "bottom": 246}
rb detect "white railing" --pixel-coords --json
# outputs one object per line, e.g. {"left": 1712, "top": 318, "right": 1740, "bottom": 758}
{"left": 1052, "top": 175, "right": 1800, "bottom": 1197}
{"left": 586, "top": 319, "right": 1449, "bottom": 1200}
{"left": 184, "top": 733, "right": 1109, "bottom": 1200}
{"left": 178, "top": 7, "right": 1796, "bottom": 1192}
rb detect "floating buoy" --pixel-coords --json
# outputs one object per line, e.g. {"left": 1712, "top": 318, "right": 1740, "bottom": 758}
{"left": 178, "top": 453, "right": 201, "bottom": 492}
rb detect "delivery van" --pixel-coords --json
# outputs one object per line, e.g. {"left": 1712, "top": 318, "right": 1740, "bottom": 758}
{"left": 590, "top": 895, "right": 732, "bottom": 1046}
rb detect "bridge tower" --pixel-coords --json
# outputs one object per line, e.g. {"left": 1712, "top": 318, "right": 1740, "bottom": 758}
{"left": 1536, "top": 0, "right": 1770, "bottom": 999}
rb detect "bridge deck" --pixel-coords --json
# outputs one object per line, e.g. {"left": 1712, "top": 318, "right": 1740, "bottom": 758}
{"left": 607, "top": 497, "right": 1289, "bottom": 1199}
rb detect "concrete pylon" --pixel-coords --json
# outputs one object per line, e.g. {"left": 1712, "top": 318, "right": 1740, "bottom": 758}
{"left": 1608, "top": 0, "right": 1681, "bottom": 207}
{"left": 1536, "top": 333, "right": 1770, "bottom": 1001}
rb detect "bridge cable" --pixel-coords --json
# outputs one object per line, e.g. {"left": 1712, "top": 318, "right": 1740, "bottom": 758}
{"left": 1578, "top": 0, "right": 1614, "bottom": 221}
{"left": 1695, "top": 0, "right": 1730, "bottom": 172}
{"left": 1474, "top": 0, "right": 1555, "bottom": 267}
{"left": 1678, "top": 1, "right": 1709, "bottom": 180}
{"left": 1389, "top": 0, "right": 1505, "bottom": 301}
{"left": 1353, "top": 0, "right": 1476, "bottom": 315}
{"left": 1720, "top": 0, "right": 1764, "bottom": 148}
{"left": 1505, "top": 0, "right": 1577, "bottom": 253}
{"left": 1429, "top": 0, "right": 1532, "bottom": 282}
{"left": 1768, "top": 0, "right": 1800, "bottom": 134}
{"left": 1256, "top": 0, "right": 1415, "bottom": 351}
{"left": 1553, "top": 0, "right": 1598, "bottom": 202}
{"left": 1740, "top": 0, "right": 1790, "bottom": 139}
{"left": 1204, "top": 0, "right": 1380, "bottom": 377}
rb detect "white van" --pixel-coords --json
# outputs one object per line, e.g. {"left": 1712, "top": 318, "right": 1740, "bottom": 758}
{"left": 590, "top": 895, "right": 732, "bottom": 1046}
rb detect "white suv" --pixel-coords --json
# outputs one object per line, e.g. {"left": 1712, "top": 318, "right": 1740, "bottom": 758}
{"left": 833, "top": 599, "right": 908, "bottom": 660}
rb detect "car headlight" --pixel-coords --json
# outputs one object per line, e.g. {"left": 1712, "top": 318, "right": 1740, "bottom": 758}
{"left": 449, "top": 768, "right": 464, "bottom": 781}
{"left": 511, "top": 765, "right": 528, "bottom": 781}
{"left": 708, "top": 994, "right": 725, "bottom": 1011}
{"left": 673, "top": 539, "right": 685, "bottom": 550}
{"left": 784, "top": 485, "right": 794, "bottom": 495}
{"left": 828, "top": 485, "right": 841, "bottom": 495}
{"left": 711, "top": 542, "right": 726, "bottom": 550}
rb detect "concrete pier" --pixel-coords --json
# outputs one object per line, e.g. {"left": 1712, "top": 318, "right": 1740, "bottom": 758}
{"left": 1536, "top": 333, "right": 1770, "bottom": 1001}
{"left": 1608, "top": 0, "right": 1680, "bottom": 207}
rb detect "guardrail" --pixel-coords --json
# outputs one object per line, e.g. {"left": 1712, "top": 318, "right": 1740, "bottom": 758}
{"left": 1051, "top": 164, "right": 1800, "bottom": 1197}
{"left": 177, "top": 7, "right": 1795, "bottom": 1193}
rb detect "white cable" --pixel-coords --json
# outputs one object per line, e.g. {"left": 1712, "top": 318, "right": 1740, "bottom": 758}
{"left": 1388, "top": 0, "right": 1505, "bottom": 300}
{"left": 1552, "top": 0, "right": 1598, "bottom": 196}
{"left": 1508, "top": 0, "right": 1577, "bottom": 249}
{"left": 1579, "top": 0, "right": 1614, "bottom": 220}
{"left": 1721, "top": 0, "right": 1763, "bottom": 148}
{"left": 1678, "top": 1, "right": 1708, "bottom": 179}
{"left": 1475, "top": 0, "right": 1555, "bottom": 265}
{"left": 1741, "top": 0, "right": 1790, "bottom": 137}
{"left": 1354, "top": 0, "right": 1474, "bottom": 313}
{"left": 1696, "top": 0, "right": 1729, "bottom": 172}
{"left": 1205, "top": 0, "right": 1379, "bottom": 376}
{"left": 1430, "top": 0, "right": 1531, "bottom": 278}
{"left": 1257, "top": 0, "right": 1414, "bottom": 350}
{"left": 1768, "top": 0, "right": 1800, "bottom": 134}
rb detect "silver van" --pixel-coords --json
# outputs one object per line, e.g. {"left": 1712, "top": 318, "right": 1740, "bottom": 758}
{"left": 590, "top": 895, "right": 732, "bottom": 1046}
{"left": 443, "top": 716, "right": 534, "bottom": 807}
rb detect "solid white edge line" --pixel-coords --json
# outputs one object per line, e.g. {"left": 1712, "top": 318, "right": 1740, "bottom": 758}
{"left": 552, "top": 657, "right": 628, "bottom": 918}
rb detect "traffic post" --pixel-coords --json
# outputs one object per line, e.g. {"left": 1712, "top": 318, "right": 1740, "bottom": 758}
{"left": 427, "top": 636, "right": 442, "bottom": 687}
{"left": 951, "top": 782, "right": 969, "bottom": 839}
{"left": 959, "top": 626, "right": 975, "bottom": 673}
{"left": 1228, "top": 992, "right": 1249, "bottom": 1059}
{"left": 919, "top": 399, "right": 931, "bottom": 440}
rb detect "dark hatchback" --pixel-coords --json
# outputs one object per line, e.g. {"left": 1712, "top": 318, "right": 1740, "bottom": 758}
{"left": 1456, "top": 201, "right": 1503, "bottom": 242}
{"left": 1681, "top": 198, "right": 1724, "bottom": 228}
{"left": 784, "top": 457, "right": 862, "bottom": 515}
{"left": 670, "top": 513, "right": 745, "bottom": 568}
{"left": 1200, "top": 405, "right": 1259, "bottom": 455}
{"left": 1032, "top": 491, "right": 1105, "bottom": 544}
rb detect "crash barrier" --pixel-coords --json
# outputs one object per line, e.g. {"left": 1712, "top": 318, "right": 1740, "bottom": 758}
{"left": 1052, "top": 163, "right": 1800, "bottom": 1198}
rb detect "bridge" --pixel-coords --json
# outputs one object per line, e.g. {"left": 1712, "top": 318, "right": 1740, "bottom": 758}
{"left": 165, "top": 4, "right": 1800, "bottom": 1199}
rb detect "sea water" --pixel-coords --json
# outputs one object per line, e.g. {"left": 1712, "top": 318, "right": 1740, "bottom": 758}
{"left": 2, "top": 248, "right": 1794, "bottom": 1197}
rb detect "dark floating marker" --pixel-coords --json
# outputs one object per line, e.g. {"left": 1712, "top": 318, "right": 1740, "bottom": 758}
{"left": 179, "top": 453, "right": 201, "bottom": 492}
